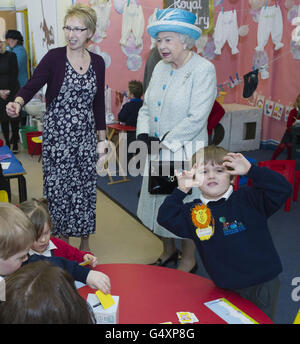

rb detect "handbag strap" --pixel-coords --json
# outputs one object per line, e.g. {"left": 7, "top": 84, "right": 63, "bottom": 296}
{"left": 160, "top": 131, "right": 169, "bottom": 143}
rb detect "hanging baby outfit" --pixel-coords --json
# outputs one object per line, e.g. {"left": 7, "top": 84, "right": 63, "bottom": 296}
{"left": 120, "top": 3, "right": 145, "bottom": 47}
{"left": 256, "top": 5, "right": 284, "bottom": 51}
{"left": 214, "top": 10, "right": 239, "bottom": 55}
{"left": 92, "top": 0, "right": 112, "bottom": 39}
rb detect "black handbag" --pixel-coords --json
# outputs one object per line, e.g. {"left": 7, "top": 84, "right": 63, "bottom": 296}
{"left": 148, "top": 132, "right": 190, "bottom": 195}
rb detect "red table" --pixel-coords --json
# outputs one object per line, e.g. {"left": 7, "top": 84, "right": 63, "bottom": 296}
{"left": 78, "top": 264, "right": 273, "bottom": 324}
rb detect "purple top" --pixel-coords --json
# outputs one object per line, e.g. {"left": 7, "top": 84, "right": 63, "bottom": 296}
{"left": 17, "top": 46, "right": 106, "bottom": 130}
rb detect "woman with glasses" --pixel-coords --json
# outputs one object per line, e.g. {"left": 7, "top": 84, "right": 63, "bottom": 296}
{"left": 6, "top": 4, "right": 106, "bottom": 252}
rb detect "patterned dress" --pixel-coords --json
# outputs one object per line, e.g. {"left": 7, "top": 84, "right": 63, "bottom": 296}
{"left": 43, "top": 61, "right": 98, "bottom": 237}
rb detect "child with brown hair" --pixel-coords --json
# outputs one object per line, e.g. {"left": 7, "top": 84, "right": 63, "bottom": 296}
{"left": 0, "top": 261, "right": 95, "bottom": 324}
{"left": 0, "top": 203, "right": 110, "bottom": 294}
{"left": 19, "top": 198, "right": 97, "bottom": 266}
{"left": 118, "top": 80, "right": 143, "bottom": 127}
{"left": 158, "top": 145, "right": 292, "bottom": 320}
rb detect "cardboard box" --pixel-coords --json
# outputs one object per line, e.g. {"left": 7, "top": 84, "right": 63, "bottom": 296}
{"left": 87, "top": 293, "right": 119, "bottom": 324}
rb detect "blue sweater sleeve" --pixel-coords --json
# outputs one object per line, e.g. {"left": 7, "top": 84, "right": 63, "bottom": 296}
{"left": 26, "top": 254, "right": 90, "bottom": 283}
{"left": 157, "top": 188, "right": 193, "bottom": 239}
{"left": 244, "top": 165, "right": 292, "bottom": 217}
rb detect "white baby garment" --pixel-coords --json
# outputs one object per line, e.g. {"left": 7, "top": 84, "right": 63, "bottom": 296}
{"left": 256, "top": 5, "right": 284, "bottom": 51}
{"left": 214, "top": 10, "right": 239, "bottom": 55}
{"left": 92, "top": 0, "right": 112, "bottom": 39}
{"left": 120, "top": 3, "right": 145, "bottom": 47}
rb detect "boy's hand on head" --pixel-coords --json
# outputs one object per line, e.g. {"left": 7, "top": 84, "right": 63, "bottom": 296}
{"left": 86, "top": 270, "right": 111, "bottom": 294}
{"left": 222, "top": 153, "right": 251, "bottom": 176}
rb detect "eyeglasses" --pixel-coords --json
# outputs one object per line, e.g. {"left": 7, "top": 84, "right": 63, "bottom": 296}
{"left": 63, "top": 26, "right": 88, "bottom": 34}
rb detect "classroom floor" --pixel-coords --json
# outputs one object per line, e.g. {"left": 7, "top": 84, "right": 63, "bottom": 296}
{"left": 5, "top": 143, "right": 162, "bottom": 265}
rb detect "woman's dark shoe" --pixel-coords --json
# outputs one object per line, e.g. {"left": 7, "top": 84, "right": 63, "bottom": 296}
{"left": 152, "top": 250, "right": 181, "bottom": 267}
{"left": 188, "top": 263, "right": 198, "bottom": 274}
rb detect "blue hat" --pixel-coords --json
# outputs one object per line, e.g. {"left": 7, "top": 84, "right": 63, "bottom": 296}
{"left": 147, "top": 8, "right": 202, "bottom": 41}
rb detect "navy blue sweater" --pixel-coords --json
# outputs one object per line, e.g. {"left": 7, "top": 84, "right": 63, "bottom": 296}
{"left": 118, "top": 99, "right": 143, "bottom": 127}
{"left": 157, "top": 165, "right": 292, "bottom": 289}
{"left": 23, "top": 254, "right": 89, "bottom": 283}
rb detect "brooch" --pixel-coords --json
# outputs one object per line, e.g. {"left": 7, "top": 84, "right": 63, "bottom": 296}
{"left": 183, "top": 71, "right": 191, "bottom": 84}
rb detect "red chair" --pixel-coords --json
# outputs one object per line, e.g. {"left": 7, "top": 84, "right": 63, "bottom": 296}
{"left": 293, "top": 170, "right": 300, "bottom": 202}
{"left": 257, "top": 160, "right": 296, "bottom": 212}
{"left": 233, "top": 175, "right": 239, "bottom": 191}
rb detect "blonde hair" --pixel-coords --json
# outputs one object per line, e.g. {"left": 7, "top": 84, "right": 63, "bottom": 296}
{"left": 64, "top": 3, "right": 97, "bottom": 37}
{"left": 19, "top": 198, "right": 51, "bottom": 240}
{"left": 192, "top": 145, "right": 234, "bottom": 180}
{"left": 0, "top": 203, "right": 35, "bottom": 260}
{"left": 192, "top": 145, "right": 229, "bottom": 166}
{"left": 294, "top": 94, "right": 300, "bottom": 109}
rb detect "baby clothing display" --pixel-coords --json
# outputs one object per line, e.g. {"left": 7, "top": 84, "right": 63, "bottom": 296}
{"left": 256, "top": 5, "right": 284, "bottom": 51}
{"left": 91, "top": 0, "right": 112, "bottom": 39}
{"left": 214, "top": 9, "right": 239, "bottom": 55}
{"left": 120, "top": 2, "right": 145, "bottom": 47}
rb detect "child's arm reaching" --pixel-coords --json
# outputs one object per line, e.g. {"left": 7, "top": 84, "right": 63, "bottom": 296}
{"left": 222, "top": 153, "right": 251, "bottom": 176}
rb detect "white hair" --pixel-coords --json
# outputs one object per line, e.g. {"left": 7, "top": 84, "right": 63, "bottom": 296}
{"left": 178, "top": 33, "right": 196, "bottom": 50}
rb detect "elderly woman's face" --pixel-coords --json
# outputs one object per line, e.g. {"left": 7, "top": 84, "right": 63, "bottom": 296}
{"left": 156, "top": 31, "right": 187, "bottom": 69}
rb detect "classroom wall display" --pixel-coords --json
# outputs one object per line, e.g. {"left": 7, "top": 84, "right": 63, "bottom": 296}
{"left": 163, "top": 0, "right": 215, "bottom": 34}
{"left": 27, "top": 0, "right": 58, "bottom": 66}
{"left": 272, "top": 102, "right": 284, "bottom": 121}
{"left": 73, "top": 0, "right": 300, "bottom": 145}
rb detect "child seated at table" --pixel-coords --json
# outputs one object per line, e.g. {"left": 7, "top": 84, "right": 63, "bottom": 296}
{"left": 118, "top": 80, "right": 143, "bottom": 128}
{"left": 0, "top": 203, "right": 110, "bottom": 294}
{"left": 0, "top": 260, "right": 95, "bottom": 324}
{"left": 157, "top": 145, "right": 292, "bottom": 320}
{"left": 118, "top": 80, "right": 143, "bottom": 162}
{"left": 19, "top": 198, "right": 97, "bottom": 267}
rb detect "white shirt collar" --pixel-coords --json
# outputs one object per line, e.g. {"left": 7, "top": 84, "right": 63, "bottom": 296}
{"left": 200, "top": 185, "right": 233, "bottom": 205}
{"left": 28, "top": 239, "right": 57, "bottom": 257}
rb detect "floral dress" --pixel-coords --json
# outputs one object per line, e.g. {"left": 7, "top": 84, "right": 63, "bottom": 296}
{"left": 42, "top": 61, "right": 98, "bottom": 237}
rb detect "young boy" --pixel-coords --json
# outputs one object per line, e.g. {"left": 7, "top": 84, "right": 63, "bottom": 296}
{"left": 0, "top": 203, "right": 110, "bottom": 294}
{"left": 118, "top": 80, "right": 143, "bottom": 127}
{"left": 157, "top": 145, "right": 292, "bottom": 321}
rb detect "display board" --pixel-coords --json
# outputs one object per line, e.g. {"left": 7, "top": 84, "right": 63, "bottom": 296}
{"left": 163, "top": 0, "right": 214, "bottom": 34}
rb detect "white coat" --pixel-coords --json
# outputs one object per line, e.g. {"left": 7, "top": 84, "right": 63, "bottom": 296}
{"left": 136, "top": 52, "right": 217, "bottom": 238}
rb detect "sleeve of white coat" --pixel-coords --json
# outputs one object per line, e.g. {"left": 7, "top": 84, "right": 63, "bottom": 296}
{"left": 163, "top": 62, "right": 217, "bottom": 152}
{"left": 136, "top": 64, "right": 158, "bottom": 136}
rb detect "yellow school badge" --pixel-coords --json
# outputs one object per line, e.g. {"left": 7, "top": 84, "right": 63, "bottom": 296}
{"left": 191, "top": 204, "right": 215, "bottom": 241}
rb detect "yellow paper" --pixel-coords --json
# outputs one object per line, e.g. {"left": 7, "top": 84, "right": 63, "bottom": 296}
{"left": 79, "top": 261, "right": 90, "bottom": 266}
{"left": 96, "top": 290, "right": 115, "bottom": 310}
{"left": 293, "top": 308, "right": 300, "bottom": 324}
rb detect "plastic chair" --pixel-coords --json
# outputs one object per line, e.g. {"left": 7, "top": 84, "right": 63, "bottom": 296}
{"left": 257, "top": 160, "right": 296, "bottom": 212}
{"left": 0, "top": 190, "right": 9, "bottom": 202}
{"left": 233, "top": 175, "right": 239, "bottom": 191}
{"left": 293, "top": 170, "right": 300, "bottom": 202}
{"left": 31, "top": 135, "right": 42, "bottom": 162}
